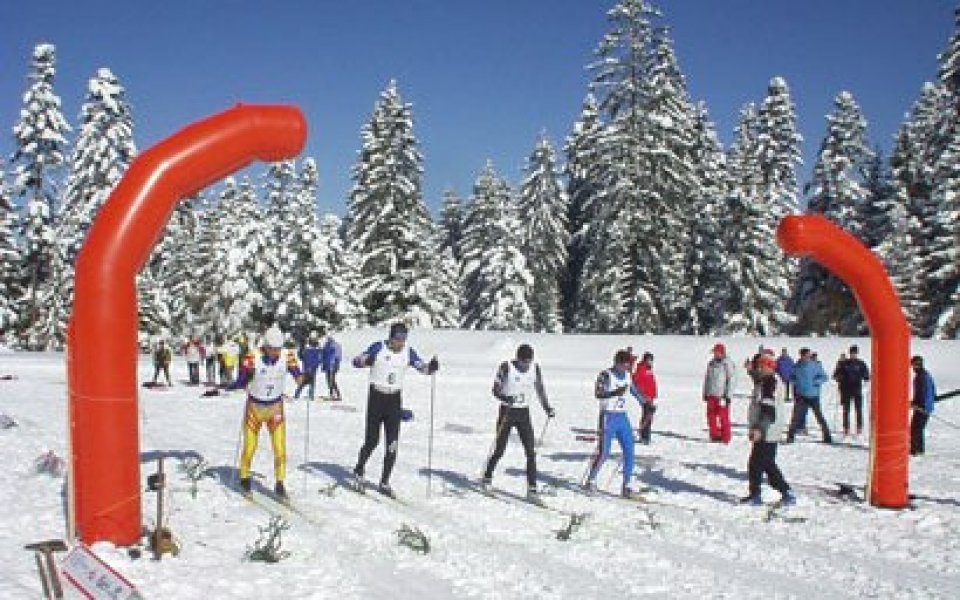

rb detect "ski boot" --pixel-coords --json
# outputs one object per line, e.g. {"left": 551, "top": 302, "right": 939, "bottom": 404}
{"left": 239, "top": 477, "right": 252, "bottom": 499}
{"left": 526, "top": 486, "right": 546, "bottom": 507}
{"left": 352, "top": 470, "right": 366, "bottom": 494}
{"left": 779, "top": 490, "right": 796, "bottom": 507}
{"left": 479, "top": 477, "right": 493, "bottom": 495}
{"left": 739, "top": 494, "right": 762, "bottom": 506}
{"left": 621, "top": 484, "right": 636, "bottom": 499}
{"left": 377, "top": 482, "right": 396, "bottom": 499}
{"left": 581, "top": 480, "right": 597, "bottom": 496}
{"left": 274, "top": 481, "right": 289, "bottom": 504}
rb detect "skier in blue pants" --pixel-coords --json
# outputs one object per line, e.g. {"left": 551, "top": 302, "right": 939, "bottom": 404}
{"left": 584, "top": 349, "right": 650, "bottom": 498}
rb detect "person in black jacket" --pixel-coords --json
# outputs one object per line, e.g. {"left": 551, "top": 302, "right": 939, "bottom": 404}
{"left": 910, "top": 355, "right": 937, "bottom": 456}
{"left": 833, "top": 345, "right": 870, "bottom": 436}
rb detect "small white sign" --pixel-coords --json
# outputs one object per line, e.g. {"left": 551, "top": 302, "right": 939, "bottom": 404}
{"left": 60, "top": 543, "right": 143, "bottom": 600}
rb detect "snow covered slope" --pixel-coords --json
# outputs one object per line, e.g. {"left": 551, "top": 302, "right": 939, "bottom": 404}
{"left": 1, "top": 330, "right": 958, "bottom": 599}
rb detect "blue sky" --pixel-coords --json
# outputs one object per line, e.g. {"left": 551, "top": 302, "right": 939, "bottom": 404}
{"left": 1, "top": 1, "right": 954, "bottom": 215}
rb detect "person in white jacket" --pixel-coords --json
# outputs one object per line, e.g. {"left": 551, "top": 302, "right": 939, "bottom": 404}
{"left": 703, "top": 342, "right": 736, "bottom": 443}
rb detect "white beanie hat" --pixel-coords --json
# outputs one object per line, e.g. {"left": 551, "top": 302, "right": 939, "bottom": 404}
{"left": 262, "top": 327, "right": 284, "bottom": 349}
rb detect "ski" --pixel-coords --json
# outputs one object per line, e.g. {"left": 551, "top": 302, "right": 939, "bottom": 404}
{"left": 473, "top": 482, "right": 560, "bottom": 512}
{"left": 245, "top": 489, "right": 322, "bottom": 527}
{"left": 762, "top": 501, "right": 807, "bottom": 524}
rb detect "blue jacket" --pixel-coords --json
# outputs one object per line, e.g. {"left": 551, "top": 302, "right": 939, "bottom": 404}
{"left": 322, "top": 338, "right": 343, "bottom": 371}
{"left": 299, "top": 344, "right": 322, "bottom": 373}
{"left": 913, "top": 368, "right": 936, "bottom": 413}
{"left": 775, "top": 355, "right": 795, "bottom": 384}
{"left": 792, "top": 359, "right": 828, "bottom": 398}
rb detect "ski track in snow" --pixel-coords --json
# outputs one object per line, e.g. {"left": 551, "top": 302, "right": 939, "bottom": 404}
{"left": 0, "top": 331, "right": 958, "bottom": 599}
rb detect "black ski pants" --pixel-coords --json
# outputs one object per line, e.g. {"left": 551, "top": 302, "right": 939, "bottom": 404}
{"left": 910, "top": 408, "right": 929, "bottom": 455}
{"left": 748, "top": 441, "right": 790, "bottom": 497}
{"left": 355, "top": 386, "right": 402, "bottom": 485}
{"left": 788, "top": 395, "right": 832, "bottom": 442}
{"left": 840, "top": 389, "right": 864, "bottom": 432}
{"left": 484, "top": 405, "right": 537, "bottom": 488}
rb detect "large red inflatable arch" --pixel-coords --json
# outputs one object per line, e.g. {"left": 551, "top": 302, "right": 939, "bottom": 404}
{"left": 777, "top": 214, "right": 910, "bottom": 508}
{"left": 69, "top": 105, "right": 307, "bottom": 544}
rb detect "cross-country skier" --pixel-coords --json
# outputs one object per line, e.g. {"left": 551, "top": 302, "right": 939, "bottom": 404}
{"left": 481, "top": 344, "right": 556, "bottom": 500}
{"left": 740, "top": 351, "right": 795, "bottom": 506}
{"left": 232, "top": 326, "right": 303, "bottom": 501}
{"left": 584, "top": 349, "right": 650, "bottom": 498}
{"left": 910, "top": 355, "right": 936, "bottom": 456}
{"left": 351, "top": 322, "right": 438, "bottom": 498}
{"left": 703, "top": 342, "right": 736, "bottom": 443}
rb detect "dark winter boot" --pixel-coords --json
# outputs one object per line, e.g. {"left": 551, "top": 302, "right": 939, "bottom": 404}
{"left": 239, "top": 477, "right": 252, "bottom": 497}
{"left": 274, "top": 481, "right": 289, "bottom": 503}
{"left": 378, "top": 482, "right": 396, "bottom": 499}
{"left": 352, "top": 470, "right": 366, "bottom": 494}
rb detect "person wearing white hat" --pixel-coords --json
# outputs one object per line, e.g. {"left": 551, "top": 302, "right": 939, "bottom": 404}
{"left": 231, "top": 326, "right": 303, "bottom": 502}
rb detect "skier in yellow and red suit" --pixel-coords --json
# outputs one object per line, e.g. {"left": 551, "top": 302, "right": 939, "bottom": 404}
{"left": 231, "top": 326, "right": 303, "bottom": 501}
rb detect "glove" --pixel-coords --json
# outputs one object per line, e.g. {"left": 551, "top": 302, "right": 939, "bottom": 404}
{"left": 614, "top": 385, "right": 628, "bottom": 397}
{"left": 723, "top": 396, "right": 731, "bottom": 407}
{"left": 427, "top": 357, "right": 439, "bottom": 374}
{"left": 546, "top": 407, "right": 556, "bottom": 418}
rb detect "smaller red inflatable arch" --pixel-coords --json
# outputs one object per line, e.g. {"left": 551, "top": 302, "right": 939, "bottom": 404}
{"left": 777, "top": 214, "right": 910, "bottom": 508}
{"left": 69, "top": 105, "right": 307, "bottom": 544}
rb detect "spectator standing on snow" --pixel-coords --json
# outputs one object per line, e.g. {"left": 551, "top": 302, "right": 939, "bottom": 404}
{"left": 204, "top": 338, "right": 217, "bottom": 385}
{"left": 232, "top": 326, "right": 303, "bottom": 502}
{"left": 218, "top": 338, "right": 239, "bottom": 386}
{"left": 295, "top": 331, "right": 323, "bottom": 400}
{"left": 482, "top": 344, "right": 555, "bottom": 500}
{"left": 184, "top": 335, "right": 203, "bottom": 385}
{"left": 776, "top": 348, "right": 795, "bottom": 401}
{"left": 833, "top": 345, "right": 870, "bottom": 437}
{"left": 152, "top": 340, "right": 173, "bottom": 386}
{"left": 632, "top": 351, "right": 658, "bottom": 444}
{"left": 910, "top": 355, "right": 936, "bottom": 456}
{"left": 351, "top": 322, "right": 438, "bottom": 498}
{"left": 322, "top": 331, "right": 343, "bottom": 400}
{"left": 786, "top": 348, "right": 832, "bottom": 444}
{"left": 584, "top": 349, "right": 650, "bottom": 498}
{"left": 703, "top": 343, "right": 736, "bottom": 443}
{"left": 740, "top": 352, "right": 795, "bottom": 506}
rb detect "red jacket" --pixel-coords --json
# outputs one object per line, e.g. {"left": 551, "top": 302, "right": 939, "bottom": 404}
{"left": 632, "top": 363, "right": 658, "bottom": 403}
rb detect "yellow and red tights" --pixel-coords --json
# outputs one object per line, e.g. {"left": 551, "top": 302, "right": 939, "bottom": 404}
{"left": 239, "top": 399, "right": 286, "bottom": 482}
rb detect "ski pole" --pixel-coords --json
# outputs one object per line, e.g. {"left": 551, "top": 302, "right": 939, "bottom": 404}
{"left": 304, "top": 390, "right": 311, "bottom": 493}
{"left": 427, "top": 372, "right": 436, "bottom": 497}
{"left": 935, "top": 389, "right": 960, "bottom": 403}
{"left": 536, "top": 415, "right": 553, "bottom": 447}
{"left": 233, "top": 399, "right": 248, "bottom": 485}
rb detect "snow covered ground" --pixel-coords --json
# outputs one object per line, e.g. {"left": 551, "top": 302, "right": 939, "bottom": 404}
{"left": 1, "top": 330, "right": 958, "bottom": 599}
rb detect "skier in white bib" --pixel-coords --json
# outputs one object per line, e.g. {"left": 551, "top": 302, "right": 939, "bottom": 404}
{"left": 481, "top": 344, "right": 555, "bottom": 501}
{"left": 351, "top": 322, "right": 438, "bottom": 497}
{"left": 231, "top": 326, "right": 303, "bottom": 502}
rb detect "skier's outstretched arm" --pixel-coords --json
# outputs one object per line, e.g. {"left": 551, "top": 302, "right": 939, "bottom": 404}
{"left": 352, "top": 342, "right": 381, "bottom": 368}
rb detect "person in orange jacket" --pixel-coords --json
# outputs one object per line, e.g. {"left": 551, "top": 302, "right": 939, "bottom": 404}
{"left": 632, "top": 351, "right": 658, "bottom": 444}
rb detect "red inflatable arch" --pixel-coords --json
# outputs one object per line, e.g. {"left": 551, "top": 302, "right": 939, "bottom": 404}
{"left": 69, "top": 105, "right": 307, "bottom": 544}
{"left": 777, "top": 214, "right": 910, "bottom": 508}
